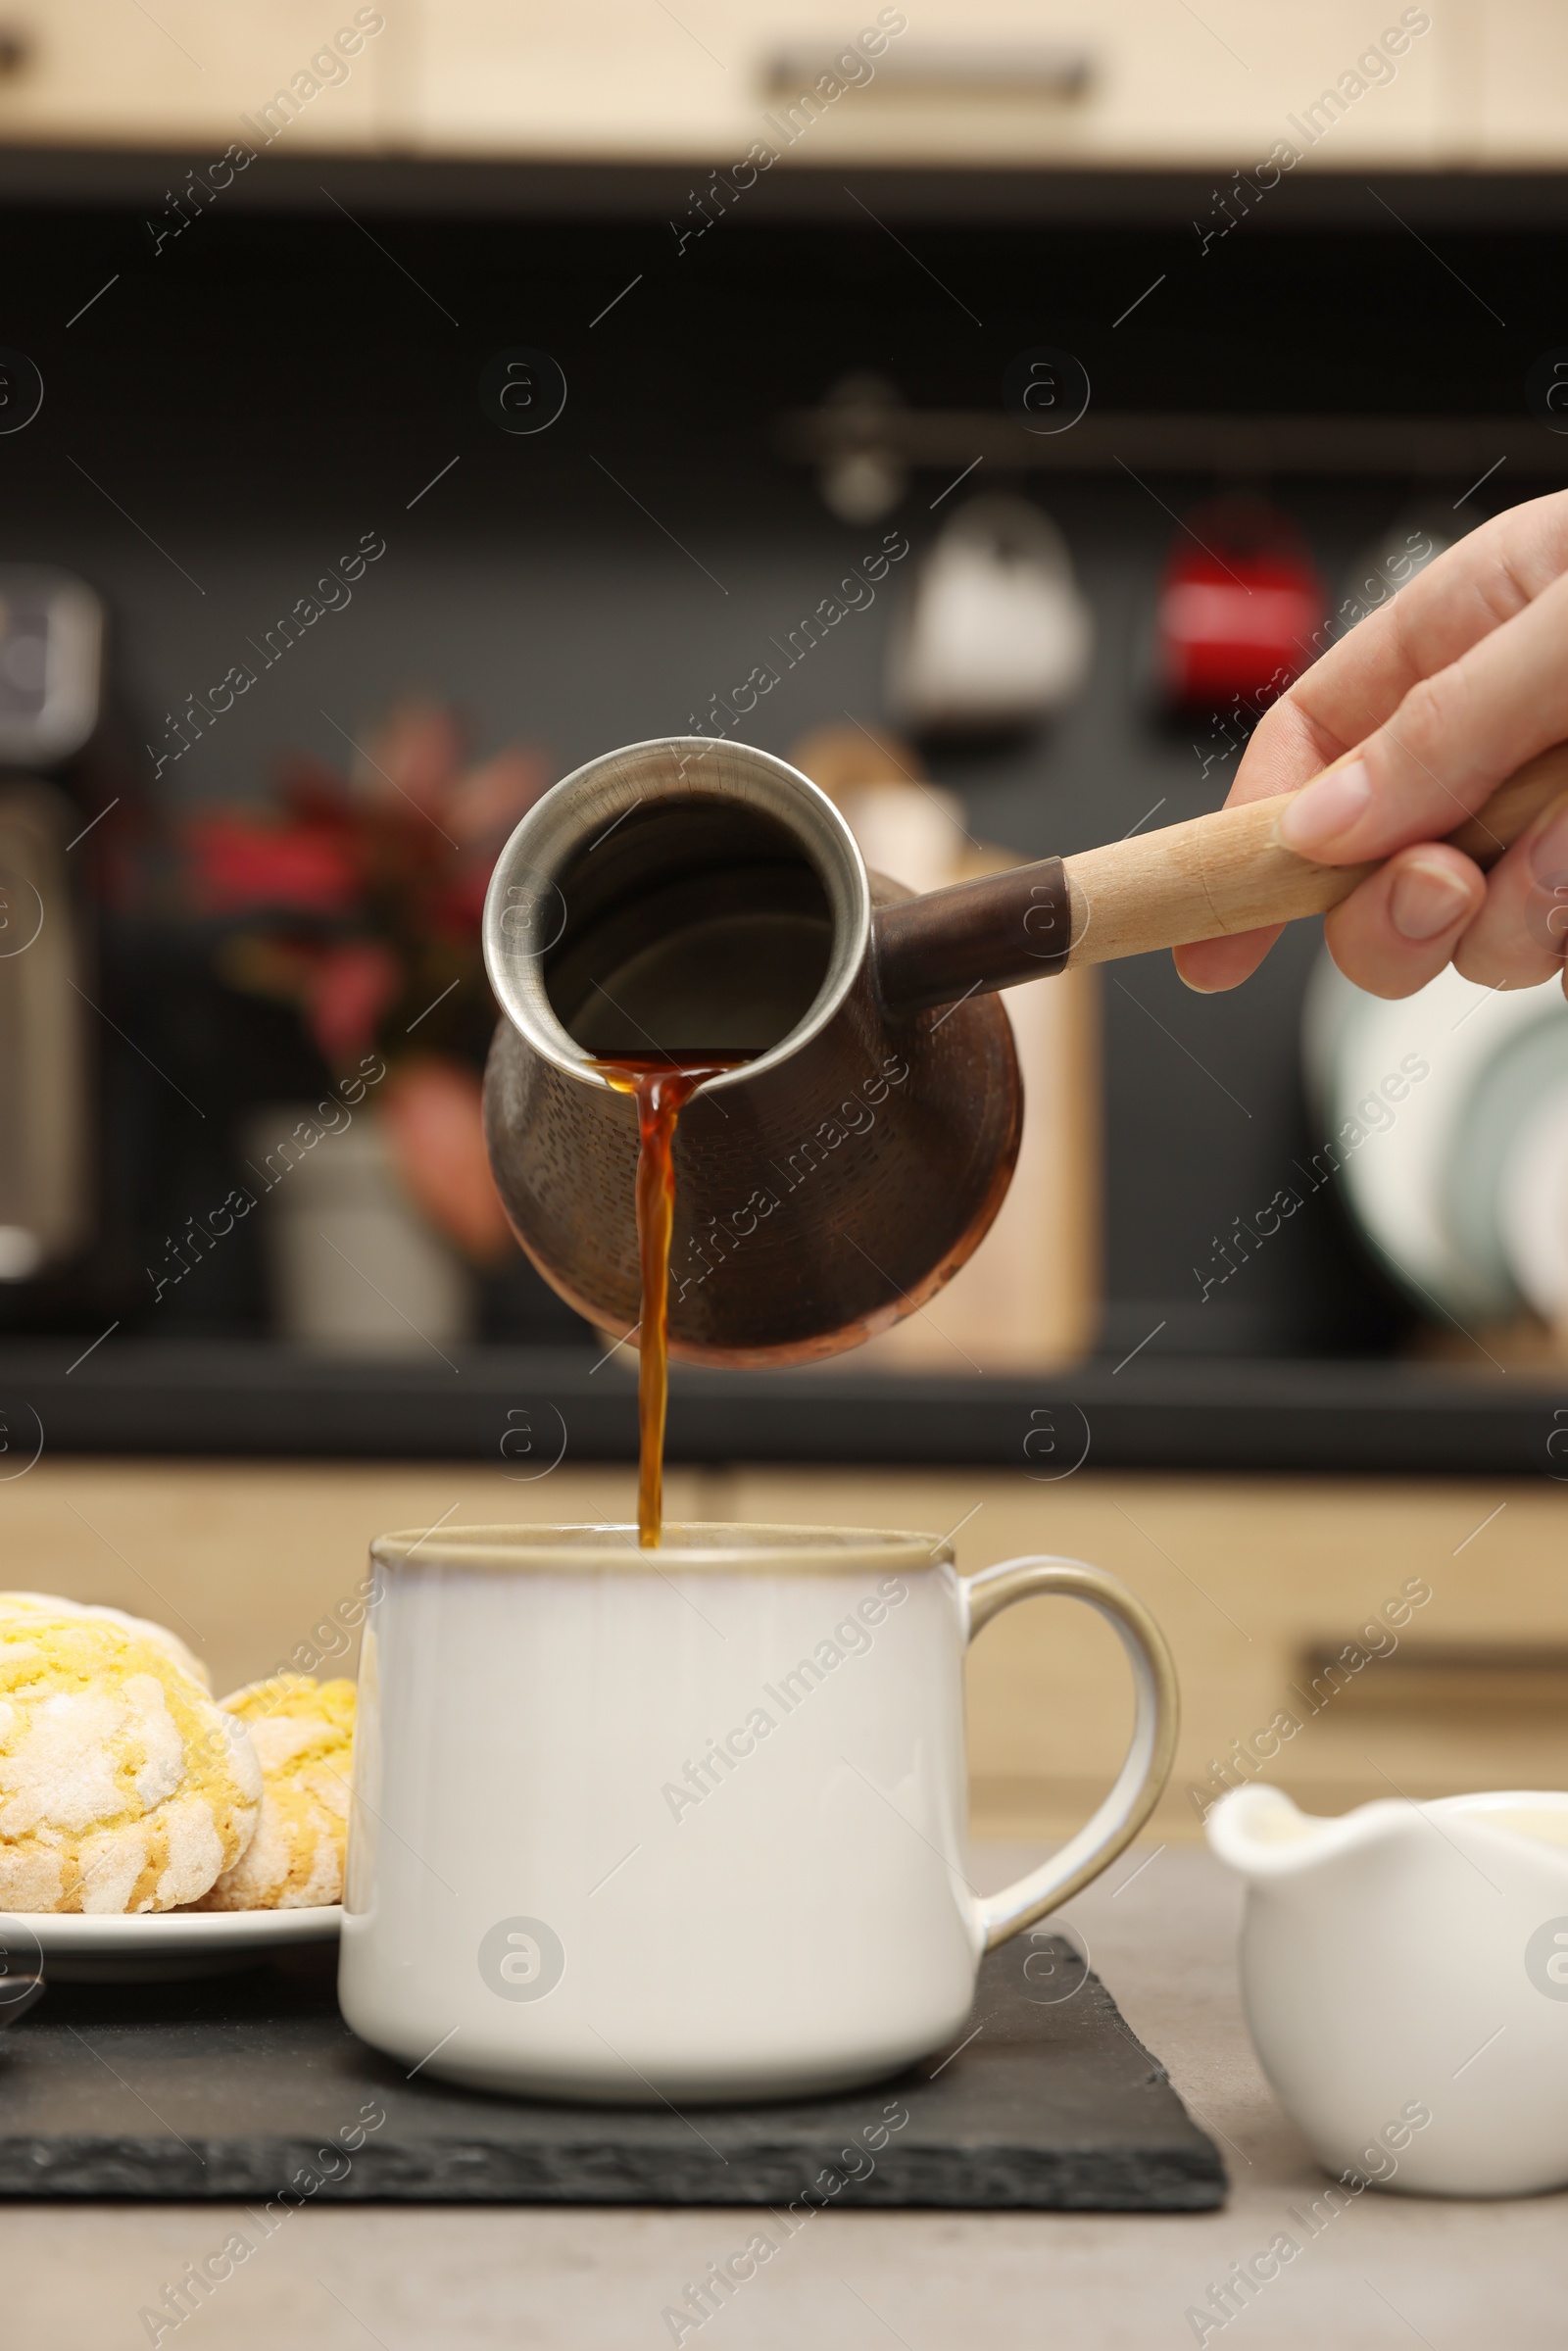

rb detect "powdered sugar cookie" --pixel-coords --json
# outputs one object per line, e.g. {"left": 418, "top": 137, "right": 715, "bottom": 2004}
{"left": 0, "top": 1592, "right": 210, "bottom": 1690}
{"left": 0, "top": 1609, "right": 262, "bottom": 1914}
{"left": 196, "top": 1675, "right": 355, "bottom": 1911}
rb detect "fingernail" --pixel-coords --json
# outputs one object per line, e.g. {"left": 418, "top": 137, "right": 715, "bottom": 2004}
{"left": 1389, "top": 858, "right": 1473, "bottom": 942}
{"left": 1278, "top": 759, "right": 1373, "bottom": 856}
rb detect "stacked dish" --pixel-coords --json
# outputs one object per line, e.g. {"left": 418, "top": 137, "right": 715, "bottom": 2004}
{"left": 1303, "top": 954, "right": 1568, "bottom": 1327}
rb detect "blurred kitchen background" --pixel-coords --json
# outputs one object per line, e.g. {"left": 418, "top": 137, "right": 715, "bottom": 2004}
{"left": 0, "top": 9, "right": 1560, "bottom": 1429}
{"left": 3, "top": 1, "right": 1568, "bottom": 1832}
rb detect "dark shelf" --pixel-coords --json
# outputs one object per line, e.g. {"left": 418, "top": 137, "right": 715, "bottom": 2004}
{"left": 2, "top": 1341, "right": 1564, "bottom": 1478}
{"left": 4, "top": 147, "right": 1568, "bottom": 231}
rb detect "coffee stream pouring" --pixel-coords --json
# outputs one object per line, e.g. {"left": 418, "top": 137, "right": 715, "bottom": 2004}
{"left": 482, "top": 734, "right": 1568, "bottom": 1367}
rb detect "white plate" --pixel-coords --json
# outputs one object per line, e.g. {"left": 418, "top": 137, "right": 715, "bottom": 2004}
{"left": 1302, "top": 953, "right": 1568, "bottom": 1323}
{"left": 1445, "top": 1021, "right": 1568, "bottom": 1303}
{"left": 0, "top": 1905, "right": 341, "bottom": 1984}
{"left": 1500, "top": 1077, "right": 1568, "bottom": 1318}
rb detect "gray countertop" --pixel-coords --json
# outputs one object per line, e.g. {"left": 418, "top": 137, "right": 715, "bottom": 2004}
{"left": 5, "top": 1845, "right": 1564, "bottom": 2349}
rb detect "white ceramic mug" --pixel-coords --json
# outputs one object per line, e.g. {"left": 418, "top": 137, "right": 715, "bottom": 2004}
{"left": 339, "top": 1524, "right": 1178, "bottom": 2103}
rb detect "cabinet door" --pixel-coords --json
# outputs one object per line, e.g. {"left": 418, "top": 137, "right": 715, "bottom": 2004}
{"left": 1471, "top": 0, "right": 1568, "bottom": 163}
{"left": 0, "top": 1, "right": 1483, "bottom": 168}
{"left": 410, "top": 0, "right": 758, "bottom": 159}
{"left": 412, "top": 0, "right": 1455, "bottom": 168}
{"left": 0, "top": 2, "right": 387, "bottom": 149}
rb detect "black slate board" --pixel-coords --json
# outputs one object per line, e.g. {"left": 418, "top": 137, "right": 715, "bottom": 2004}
{"left": 0, "top": 1937, "right": 1223, "bottom": 2211}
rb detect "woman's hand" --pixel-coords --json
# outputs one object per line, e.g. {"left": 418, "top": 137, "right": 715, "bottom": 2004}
{"left": 1173, "top": 488, "right": 1568, "bottom": 1001}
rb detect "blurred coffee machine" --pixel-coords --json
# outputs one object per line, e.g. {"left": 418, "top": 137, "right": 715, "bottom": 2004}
{"left": 0, "top": 570, "right": 103, "bottom": 1287}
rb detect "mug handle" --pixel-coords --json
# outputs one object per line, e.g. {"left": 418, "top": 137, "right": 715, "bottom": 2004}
{"left": 961, "top": 1554, "right": 1180, "bottom": 1950}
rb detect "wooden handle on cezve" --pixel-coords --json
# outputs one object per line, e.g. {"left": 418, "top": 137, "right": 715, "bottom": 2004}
{"left": 873, "top": 743, "right": 1568, "bottom": 1014}
{"left": 1061, "top": 742, "right": 1568, "bottom": 966}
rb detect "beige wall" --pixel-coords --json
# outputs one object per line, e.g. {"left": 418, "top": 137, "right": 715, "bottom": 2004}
{"left": 4, "top": 1458, "right": 1563, "bottom": 1837}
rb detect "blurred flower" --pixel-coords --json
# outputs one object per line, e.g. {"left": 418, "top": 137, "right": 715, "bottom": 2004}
{"left": 182, "top": 699, "right": 547, "bottom": 1258}
{"left": 185, "top": 811, "right": 361, "bottom": 916}
{"left": 306, "top": 941, "right": 403, "bottom": 1068}
{"left": 382, "top": 1053, "right": 514, "bottom": 1264}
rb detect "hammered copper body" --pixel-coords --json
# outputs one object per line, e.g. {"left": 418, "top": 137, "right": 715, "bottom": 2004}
{"left": 481, "top": 737, "right": 1060, "bottom": 1366}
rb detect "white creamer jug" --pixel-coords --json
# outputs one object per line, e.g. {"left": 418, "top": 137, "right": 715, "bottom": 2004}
{"left": 1208, "top": 1783, "right": 1568, "bottom": 2196}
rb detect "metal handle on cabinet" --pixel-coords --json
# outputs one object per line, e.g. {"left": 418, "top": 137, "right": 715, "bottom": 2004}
{"left": 763, "top": 44, "right": 1095, "bottom": 100}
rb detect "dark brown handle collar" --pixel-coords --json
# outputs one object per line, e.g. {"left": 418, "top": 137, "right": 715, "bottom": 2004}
{"left": 872, "top": 856, "right": 1070, "bottom": 1017}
